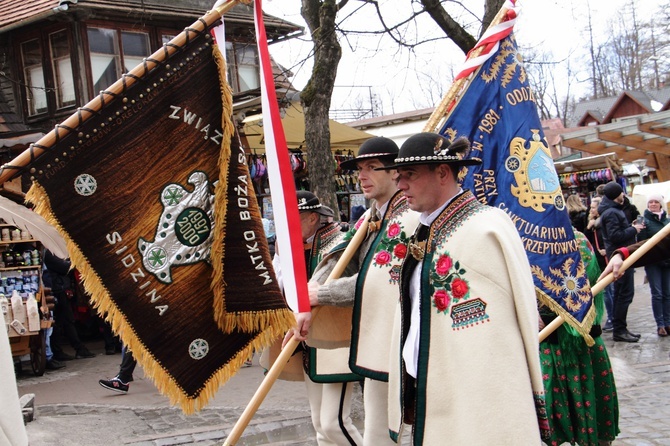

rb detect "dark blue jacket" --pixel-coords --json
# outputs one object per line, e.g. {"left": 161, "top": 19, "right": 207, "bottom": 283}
{"left": 598, "top": 196, "right": 638, "bottom": 257}
{"left": 42, "top": 250, "right": 72, "bottom": 292}
{"left": 638, "top": 209, "right": 669, "bottom": 241}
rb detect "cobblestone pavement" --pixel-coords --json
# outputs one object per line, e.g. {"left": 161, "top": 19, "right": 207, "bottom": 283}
{"left": 16, "top": 269, "right": 670, "bottom": 445}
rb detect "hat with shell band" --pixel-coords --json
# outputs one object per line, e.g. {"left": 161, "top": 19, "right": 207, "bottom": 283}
{"left": 297, "top": 190, "right": 334, "bottom": 217}
{"left": 339, "top": 136, "right": 399, "bottom": 170}
{"left": 377, "top": 133, "right": 482, "bottom": 170}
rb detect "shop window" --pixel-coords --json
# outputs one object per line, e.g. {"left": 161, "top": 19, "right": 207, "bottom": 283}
{"left": 50, "top": 30, "right": 76, "bottom": 109}
{"left": 87, "top": 27, "right": 150, "bottom": 93}
{"left": 122, "top": 31, "right": 150, "bottom": 72}
{"left": 17, "top": 27, "right": 76, "bottom": 118}
{"left": 161, "top": 34, "right": 176, "bottom": 45}
{"left": 225, "top": 42, "right": 259, "bottom": 93}
{"left": 20, "top": 39, "right": 48, "bottom": 116}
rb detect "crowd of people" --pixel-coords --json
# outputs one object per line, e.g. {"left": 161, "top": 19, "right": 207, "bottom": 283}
{"left": 271, "top": 134, "right": 668, "bottom": 445}
{"left": 13, "top": 132, "right": 667, "bottom": 445}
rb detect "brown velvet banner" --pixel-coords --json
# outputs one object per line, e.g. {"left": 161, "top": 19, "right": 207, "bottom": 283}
{"left": 25, "top": 28, "right": 293, "bottom": 413}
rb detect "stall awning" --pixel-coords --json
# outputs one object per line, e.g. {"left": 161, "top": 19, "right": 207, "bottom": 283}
{"left": 559, "top": 110, "right": 670, "bottom": 181}
{"left": 240, "top": 101, "right": 374, "bottom": 152}
{"left": 554, "top": 153, "right": 621, "bottom": 175}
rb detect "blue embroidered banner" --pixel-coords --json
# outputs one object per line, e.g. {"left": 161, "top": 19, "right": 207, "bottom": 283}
{"left": 438, "top": 34, "right": 595, "bottom": 337}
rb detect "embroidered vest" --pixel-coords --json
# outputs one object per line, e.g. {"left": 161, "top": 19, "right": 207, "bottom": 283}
{"left": 303, "top": 222, "right": 361, "bottom": 383}
{"left": 350, "top": 192, "right": 420, "bottom": 380}
{"left": 306, "top": 222, "right": 343, "bottom": 275}
{"left": 389, "top": 190, "right": 548, "bottom": 444}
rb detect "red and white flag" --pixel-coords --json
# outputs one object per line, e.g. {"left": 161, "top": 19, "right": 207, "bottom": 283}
{"left": 253, "top": 0, "right": 310, "bottom": 313}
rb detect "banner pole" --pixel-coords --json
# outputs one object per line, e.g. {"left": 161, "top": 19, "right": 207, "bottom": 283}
{"left": 222, "top": 214, "right": 374, "bottom": 444}
{"left": 306, "top": 213, "right": 371, "bottom": 347}
{"left": 325, "top": 213, "right": 372, "bottom": 281}
{"left": 0, "top": 0, "right": 239, "bottom": 186}
{"left": 423, "top": 2, "right": 513, "bottom": 132}
{"left": 539, "top": 223, "right": 670, "bottom": 342}
{"left": 222, "top": 336, "right": 300, "bottom": 446}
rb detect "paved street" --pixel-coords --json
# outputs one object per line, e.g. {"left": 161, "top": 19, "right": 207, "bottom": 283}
{"left": 15, "top": 268, "right": 670, "bottom": 445}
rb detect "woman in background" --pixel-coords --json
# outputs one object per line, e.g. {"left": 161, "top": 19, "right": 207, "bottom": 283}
{"left": 567, "top": 194, "right": 588, "bottom": 234}
{"left": 637, "top": 194, "right": 670, "bottom": 337}
{"left": 539, "top": 230, "right": 619, "bottom": 446}
{"left": 584, "top": 196, "right": 613, "bottom": 331}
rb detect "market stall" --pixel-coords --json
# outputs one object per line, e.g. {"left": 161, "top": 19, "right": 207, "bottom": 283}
{"left": 0, "top": 222, "right": 50, "bottom": 376}
{"left": 554, "top": 153, "right": 624, "bottom": 203}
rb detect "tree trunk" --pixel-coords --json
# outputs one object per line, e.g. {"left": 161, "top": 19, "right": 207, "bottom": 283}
{"left": 300, "top": 0, "right": 343, "bottom": 218}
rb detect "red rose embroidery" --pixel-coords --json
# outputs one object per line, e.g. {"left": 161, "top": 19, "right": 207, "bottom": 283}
{"left": 393, "top": 243, "right": 407, "bottom": 259}
{"left": 433, "top": 289, "right": 450, "bottom": 312}
{"left": 451, "top": 278, "right": 468, "bottom": 299}
{"left": 435, "top": 255, "right": 452, "bottom": 276}
{"left": 387, "top": 223, "right": 401, "bottom": 238}
{"left": 375, "top": 250, "right": 392, "bottom": 266}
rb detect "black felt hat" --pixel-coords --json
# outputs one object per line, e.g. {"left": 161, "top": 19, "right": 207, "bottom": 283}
{"left": 297, "top": 190, "right": 334, "bottom": 217}
{"left": 378, "top": 133, "right": 481, "bottom": 170}
{"left": 339, "top": 136, "right": 399, "bottom": 170}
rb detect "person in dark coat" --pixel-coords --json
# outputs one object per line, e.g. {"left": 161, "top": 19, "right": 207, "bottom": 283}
{"left": 566, "top": 194, "right": 588, "bottom": 234}
{"left": 584, "top": 196, "right": 614, "bottom": 331}
{"left": 637, "top": 194, "right": 670, "bottom": 336}
{"left": 621, "top": 195, "right": 640, "bottom": 224}
{"left": 597, "top": 182, "right": 645, "bottom": 343}
{"left": 42, "top": 250, "right": 95, "bottom": 360}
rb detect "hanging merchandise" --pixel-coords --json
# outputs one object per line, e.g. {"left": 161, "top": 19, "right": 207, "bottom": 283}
{"left": 558, "top": 167, "right": 616, "bottom": 189}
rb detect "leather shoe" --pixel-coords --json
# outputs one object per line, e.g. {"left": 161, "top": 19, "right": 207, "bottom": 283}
{"left": 658, "top": 327, "right": 668, "bottom": 337}
{"left": 46, "top": 359, "right": 65, "bottom": 370}
{"left": 613, "top": 332, "right": 639, "bottom": 342}
{"left": 53, "top": 351, "right": 74, "bottom": 361}
{"left": 76, "top": 348, "right": 95, "bottom": 359}
{"left": 627, "top": 330, "right": 641, "bottom": 338}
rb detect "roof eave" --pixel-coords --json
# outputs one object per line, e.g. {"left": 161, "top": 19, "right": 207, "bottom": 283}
{"left": 0, "top": 3, "right": 303, "bottom": 43}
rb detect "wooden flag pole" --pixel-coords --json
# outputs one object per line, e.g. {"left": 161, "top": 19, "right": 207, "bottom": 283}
{"left": 326, "top": 213, "right": 372, "bottom": 280}
{"left": 539, "top": 223, "right": 670, "bottom": 342}
{"left": 423, "top": 3, "right": 513, "bottom": 132}
{"left": 222, "top": 214, "right": 373, "bottom": 444}
{"left": 223, "top": 336, "right": 300, "bottom": 446}
{"left": 307, "top": 213, "right": 371, "bottom": 348}
{"left": 0, "top": 0, "right": 239, "bottom": 186}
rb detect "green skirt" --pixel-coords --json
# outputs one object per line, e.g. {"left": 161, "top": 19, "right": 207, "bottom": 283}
{"left": 540, "top": 335, "right": 620, "bottom": 446}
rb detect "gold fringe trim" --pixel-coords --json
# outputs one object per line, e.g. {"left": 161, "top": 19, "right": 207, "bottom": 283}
{"left": 208, "top": 42, "right": 295, "bottom": 335}
{"left": 26, "top": 182, "right": 290, "bottom": 414}
{"left": 536, "top": 287, "right": 596, "bottom": 347}
{"left": 209, "top": 41, "right": 234, "bottom": 326}
{"left": 208, "top": 41, "right": 238, "bottom": 332}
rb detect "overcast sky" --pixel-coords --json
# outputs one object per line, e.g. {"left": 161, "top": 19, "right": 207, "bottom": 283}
{"left": 261, "top": 0, "right": 663, "bottom": 121}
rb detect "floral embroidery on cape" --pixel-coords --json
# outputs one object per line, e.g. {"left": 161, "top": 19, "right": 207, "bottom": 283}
{"left": 430, "top": 250, "right": 490, "bottom": 329}
{"left": 430, "top": 252, "right": 471, "bottom": 313}
{"left": 373, "top": 221, "right": 410, "bottom": 284}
